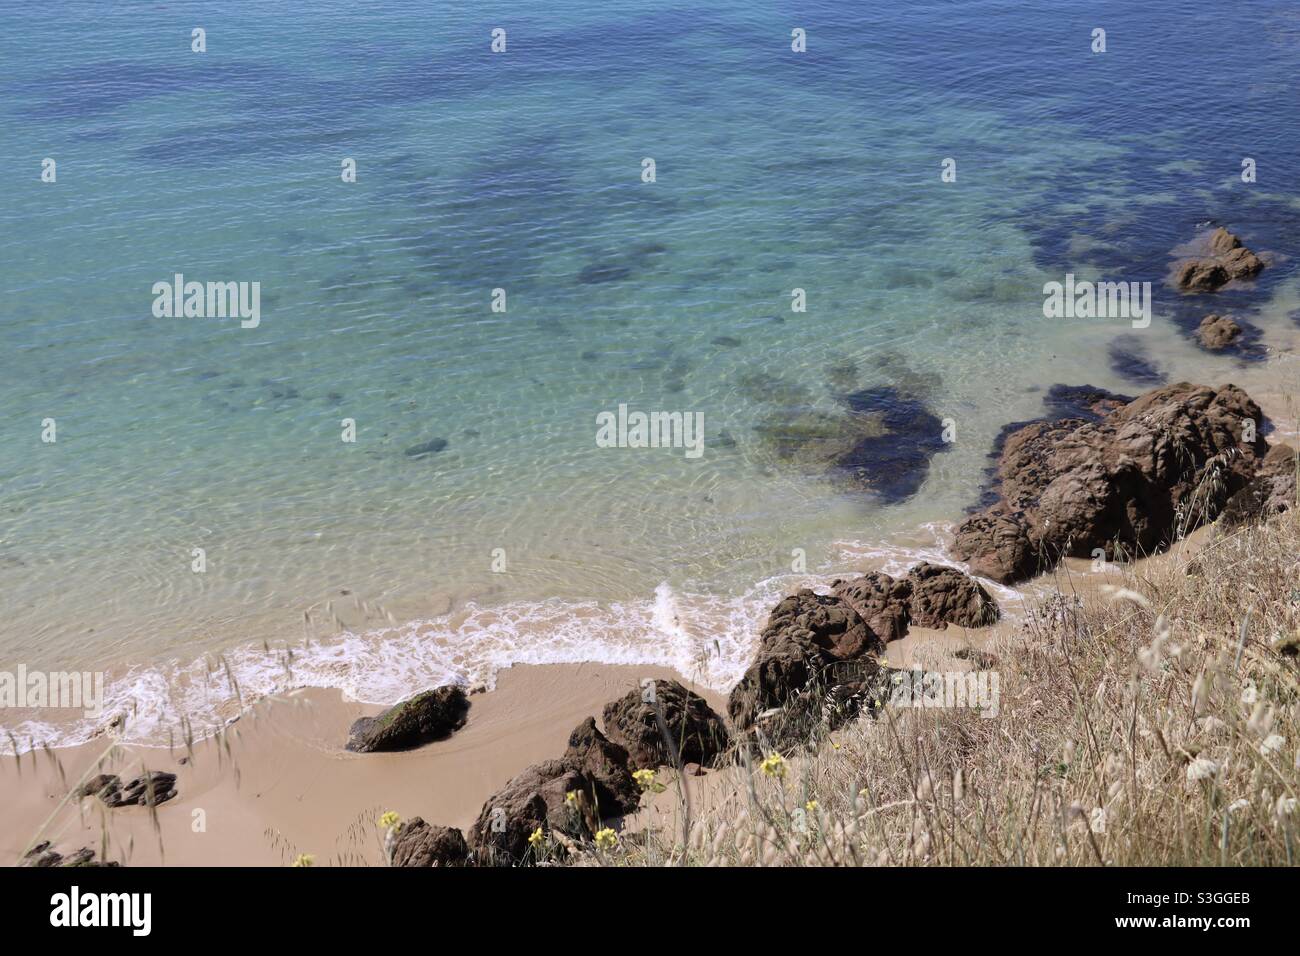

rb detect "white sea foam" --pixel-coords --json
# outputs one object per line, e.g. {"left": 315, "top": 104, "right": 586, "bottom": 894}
{"left": 1, "top": 574, "right": 800, "bottom": 753}
{"left": 1, "top": 527, "right": 1031, "bottom": 754}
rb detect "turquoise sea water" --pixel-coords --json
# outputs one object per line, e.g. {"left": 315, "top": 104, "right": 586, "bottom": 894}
{"left": 3, "top": 1, "right": 1300, "bottom": 744}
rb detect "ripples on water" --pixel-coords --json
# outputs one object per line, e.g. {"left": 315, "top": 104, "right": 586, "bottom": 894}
{"left": 2, "top": 0, "right": 1299, "bottom": 745}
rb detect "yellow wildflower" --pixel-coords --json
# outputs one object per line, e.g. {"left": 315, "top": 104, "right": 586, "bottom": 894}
{"left": 528, "top": 827, "right": 544, "bottom": 848}
{"left": 594, "top": 827, "right": 618, "bottom": 851}
{"left": 759, "top": 752, "right": 787, "bottom": 778}
{"left": 291, "top": 854, "right": 314, "bottom": 868}
{"left": 378, "top": 811, "right": 401, "bottom": 830}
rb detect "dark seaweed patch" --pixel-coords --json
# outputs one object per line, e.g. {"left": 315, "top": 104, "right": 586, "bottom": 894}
{"left": 1107, "top": 334, "right": 1166, "bottom": 387}
{"left": 578, "top": 262, "right": 633, "bottom": 284}
{"left": 833, "top": 387, "right": 948, "bottom": 503}
{"left": 404, "top": 438, "right": 448, "bottom": 458}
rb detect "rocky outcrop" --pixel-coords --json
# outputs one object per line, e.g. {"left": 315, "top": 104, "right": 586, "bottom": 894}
{"left": 345, "top": 686, "right": 469, "bottom": 752}
{"left": 1196, "top": 314, "right": 1243, "bottom": 351}
{"left": 906, "top": 563, "right": 999, "bottom": 629}
{"left": 830, "top": 564, "right": 999, "bottom": 638}
{"left": 728, "top": 591, "right": 888, "bottom": 749}
{"left": 562, "top": 717, "right": 640, "bottom": 815}
{"left": 761, "top": 589, "right": 880, "bottom": 659}
{"left": 602, "top": 679, "right": 729, "bottom": 770}
{"left": 468, "top": 759, "right": 596, "bottom": 864}
{"left": 829, "top": 572, "right": 912, "bottom": 642}
{"left": 1220, "top": 443, "right": 1296, "bottom": 527}
{"left": 75, "top": 771, "right": 177, "bottom": 808}
{"left": 952, "top": 510, "right": 1041, "bottom": 583}
{"left": 466, "top": 682, "right": 723, "bottom": 864}
{"left": 1174, "top": 227, "right": 1264, "bottom": 292}
{"left": 954, "top": 383, "right": 1268, "bottom": 583}
{"left": 388, "top": 817, "right": 468, "bottom": 867}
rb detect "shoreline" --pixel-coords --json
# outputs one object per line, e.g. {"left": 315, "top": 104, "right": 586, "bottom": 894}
{"left": 10, "top": 268, "right": 1300, "bottom": 757}
{"left": 3, "top": 664, "right": 725, "bottom": 867}
{"left": 0, "top": 537, "right": 1193, "bottom": 867}
{"left": 6, "top": 230, "right": 1300, "bottom": 864}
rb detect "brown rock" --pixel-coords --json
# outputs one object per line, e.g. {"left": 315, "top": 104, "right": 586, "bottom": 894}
{"left": 345, "top": 686, "right": 469, "bottom": 753}
{"left": 389, "top": 817, "right": 468, "bottom": 867}
{"left": 905, "top": 563, "right": 999, "bottom": 628}
{"left": 602, "top": 679, "right": 729, "bottom": 771}
{"left": 1175, "top": 228, "right": 1264, "bottom": 292}
{"left": 76, "top": 771, "right": 177, "bottom": 808}
{"left": 955, "top": 383, "right": 1267, "bottom": 584}
{"left": 728, "top": 590, "right": 887, "bottom": 749}
{"left": 562, "top": 717, "right": 640, "bottom": 815}
{"left": 1207, "top": 226, "right": 1242, "bottom": 257}
{"left": 21, "top": 842, "right": 119, "bottom": 868}
{"left": 1220, "top": 443, "right": 1297, "bottom": 527}
{"left": 758, "top": 588, "right": 882, "bottom": 660}
{"left": 468, "top": 759, "right": 595, "bottom": 865}
{"left": 1196, "top": 314, "right": 1242, "bottom": 351}
{"left": 829, "top": 572, "right": 912, "bottom": 642}
{"left": 951, "top": 510, "right": 1040, "bottom": 584}
{"left": 727, "top": 629, "right": 830, "bottom": 732}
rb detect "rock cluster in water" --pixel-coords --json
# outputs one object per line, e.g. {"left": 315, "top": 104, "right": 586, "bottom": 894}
{"left": 1174, "top": 227, "right": 1265, "bottom": 292}
{"left": 953, "top": 382, "right": 1287, "bottom": 583}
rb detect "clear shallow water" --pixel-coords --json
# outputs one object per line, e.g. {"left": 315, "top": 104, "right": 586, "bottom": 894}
{"left": 3, "top": 0, "right": 1300, "bottom": 746}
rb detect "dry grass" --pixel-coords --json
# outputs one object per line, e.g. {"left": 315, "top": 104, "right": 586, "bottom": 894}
{"left": 590, "top": 514, "right": 1300, "bottom": 867}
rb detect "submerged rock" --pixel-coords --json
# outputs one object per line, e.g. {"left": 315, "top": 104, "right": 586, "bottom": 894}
{"left": 578, "top": 261, "right": 632, "bottom": 284}
{"left": 954, "top": 382, "right": 1268, "bottom": 583}
{"left": 345, "top": 686, "right": 469, "bottom": 752}
{"left": 388, "top": 818, "right": 468, "bottom": 867}
{"left": 1174, "top": 227, "right": 1264, "bottom": 292}
{"left": 1042, "top": 384, "right": 1133, "bottom": 421}
{"left": 1108, "top": 334, "right": 1166, "bottom": 387}
{"left": 404, "top": 437, "right": 448, "bottom": 458}
{"left": 834, "top": 386, "right": 948, "bottom": 502}
{"left": 602, "top": 679, "right": 729, "bottom": 771}
{"left": 747, "top": 354, "right": 948, "bottom": 504}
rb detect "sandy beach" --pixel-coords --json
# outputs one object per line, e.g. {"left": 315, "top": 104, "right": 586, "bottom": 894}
{"left": 3, "top": 663, "right": 730, "bottom": 866}
{"left": 4, "top": 564, "right": 1133, "bottom": 867}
